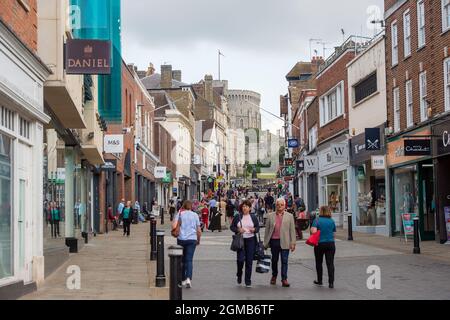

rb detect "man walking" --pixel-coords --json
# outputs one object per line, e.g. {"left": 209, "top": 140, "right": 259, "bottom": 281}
{"left": 264, "top": 198, "right": 296, "bottom": 287}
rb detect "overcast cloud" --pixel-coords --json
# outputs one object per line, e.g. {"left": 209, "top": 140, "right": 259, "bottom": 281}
{"left": 122, "top": 0, "right": 384, "bottom": 134}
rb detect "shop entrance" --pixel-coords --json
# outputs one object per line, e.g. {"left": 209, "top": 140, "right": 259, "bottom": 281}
{"left": 419, "top": 162, "right": 435, "bottom": 240}
{"left": 391, "top": 161, "right": 435, "bottom": 240}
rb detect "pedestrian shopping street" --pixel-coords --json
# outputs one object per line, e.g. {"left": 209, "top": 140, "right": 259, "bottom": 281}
{"left": 21, "top": 216, "right": 450, "bottom": 300}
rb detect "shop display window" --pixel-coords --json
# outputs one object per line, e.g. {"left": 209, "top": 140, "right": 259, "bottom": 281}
{"left": 393, "top": 165, "right": 418, "bottom": 233}
{"left": 0, "top": 134, "right": 12, "bottom": 279}
{"left": 356, "top": 162, "right": 386, "bottom": 226}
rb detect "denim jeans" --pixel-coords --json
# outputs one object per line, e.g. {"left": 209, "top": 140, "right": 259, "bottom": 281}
{"left": 270, "top": 239, "right": 290, "bottom": 281}
{"left": 177, "top": 239, "right": 197, "bottom": 281}
{"left": 236, "top": 236, "right": 256, "bottom": 285}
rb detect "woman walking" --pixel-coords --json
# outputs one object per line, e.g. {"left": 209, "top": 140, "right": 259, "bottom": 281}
{"left": 173, "top": 200, "right": 202, "bottom": 288}
{"left": 226, "top": 199, "right": 235, "bottom": 227}
{"left": 230, "top": 199, "right": 260, "bottom": 288}
{"left": 121, "top": 201, "right": 132, "bottom": 237}
{"left": 311, "top": 206, "right": 336, "bottom": 289}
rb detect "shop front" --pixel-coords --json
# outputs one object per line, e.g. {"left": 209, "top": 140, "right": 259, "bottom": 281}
{"left": 317, "top": 136, "right": 351, "bottom": 227}
{"left": 0, "top": 19, "right": 51, "bottom": 296}
{"left": 432, "top": 118, "right": 450, "bottom": 244}
{"left": 387, "top": 126, "right": 435, "bottom": 240}
{"left": 349, "top": 127, "right": 388, "bottom": 235}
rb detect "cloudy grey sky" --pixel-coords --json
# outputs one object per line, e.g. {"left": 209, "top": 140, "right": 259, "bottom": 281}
{"left": 122, "top": 0, "right": 384, "bottom": 134}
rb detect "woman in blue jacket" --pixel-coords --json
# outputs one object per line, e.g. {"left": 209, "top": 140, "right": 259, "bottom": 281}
{"left": 230, "top": 199, "right": 260, "bottom": 288}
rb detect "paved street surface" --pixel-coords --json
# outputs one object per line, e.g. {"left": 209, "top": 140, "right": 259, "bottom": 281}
{"left": 21, "top": 222, "right": 169, "bottom": 300}
{"left": 18, "top": 213, "right": 450, "bottom": 300}
{"left": 164, "top": 224, "right": 450, "bottom": 300}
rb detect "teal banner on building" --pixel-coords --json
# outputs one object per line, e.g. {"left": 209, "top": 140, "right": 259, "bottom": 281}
{"left": 70, "top": 0, "right": 122, "bottom": 122}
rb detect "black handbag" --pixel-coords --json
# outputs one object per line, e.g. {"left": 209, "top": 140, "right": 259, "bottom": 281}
{"left": 254, "top": 231, "right": 265, "bottom": 261}
{"left": 230, "top": 215, "right": 244, "bottom": 252}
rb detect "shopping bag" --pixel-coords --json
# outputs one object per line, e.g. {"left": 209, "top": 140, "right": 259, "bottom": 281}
{"left": 306, "top": 230, "right": 321, "bottom": 247}
{"left": 256, "top": 254, "right": 271, "bottom": 274}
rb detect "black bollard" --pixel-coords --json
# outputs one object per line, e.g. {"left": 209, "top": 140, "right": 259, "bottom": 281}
{"left": 160, "top": 207, "right": 164, "bottom": 225}
{"left": 169, "top": 245, "right": 183, "bottom": 300}
{"left": 413, "top": 217, "right": 421, "bottom": 254}
{"left": 82, "top": 232, "right": 88, "bottom": 244}
{"left": 155, "top": 230, "right": 166, "bottom": 287}
{"left": 150, "top": 219, "right": 157, "bottom": 261}
{"left": 347, "top": 213, "right": 354, "bottom": 241}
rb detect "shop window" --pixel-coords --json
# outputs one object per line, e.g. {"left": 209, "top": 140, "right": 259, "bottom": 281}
{"left": 356, "top": 163, "right": 386, "bottom": 226}
{"left": 0, "top": 133, "right": 12, "bottom": 279}
{"left": 393, "top": 166, "right": 418, "bottom": 234}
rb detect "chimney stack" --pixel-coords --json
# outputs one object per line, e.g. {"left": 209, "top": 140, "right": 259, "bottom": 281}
{"left": 204, "top": 75, "right": 213, "bottom": 103}
{"left": 161, "top": 65, "right": 173, "bottom": 88}
{"left": 146, "top": 63, "right": 155, "bottom": 77}
{"left": 172, "top": 70, "right": 182, "bottom": 82}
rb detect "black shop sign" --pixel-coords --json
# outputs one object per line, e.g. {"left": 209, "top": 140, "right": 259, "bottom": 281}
{"left": 350, "top": 127, "right": 385, "bottom": 166}
{"left": 433, "top": 119, "right": 450, "bottom": 157}
{"left": 404, "top": 139, "right": 431, "bottom": 156}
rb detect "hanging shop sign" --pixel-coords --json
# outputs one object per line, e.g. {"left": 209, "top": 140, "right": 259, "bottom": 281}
{"left": 350, "top": 126, "right": 385, "bottom": 166}
{"left": 331, "top": 143, "right": 349, "bottom": 163}
{"left": 104, "top": 135, "right": 124, "bottom": 154}
{"left": 154, "top": 167, "right": 167, "bottom": 179}
{"left": 365, "top": 128, "right": 381, "bottom": 151}
{"left": 296, "top": 160, "right": 304, "bottom": 173}
{"left": 285, "top": 158, "right": 294, "bottom": 166}
{"left": 371, "top": 155, "right": 386, "bottom": 170}
{"left": 404, "top": 139, "right": 431, "bottom": 156}
{"left": 304, "top": 156, "right": 319, "bottom": 173}
{"left": 101, "top": 159, "right": 117, "bottom": 171}
{"left": 65, "top": 39, "right": 111, "bottom": 75}
{"left": 162, "top": 172, "right": 172, "bottom": 184}
{"left": 288, "top": 139, "right": 299, "bottom": 148}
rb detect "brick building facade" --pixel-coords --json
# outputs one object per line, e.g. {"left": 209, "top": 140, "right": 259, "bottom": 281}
{"left": 384, "top": 0, "right": 450, "bottom": 243}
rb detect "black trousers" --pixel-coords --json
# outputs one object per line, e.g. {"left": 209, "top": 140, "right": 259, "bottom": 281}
{"left": 123, "top": 218, "right": 131, "bottom": 236}
{"left": 314, "top": 242, "right": 336, "bottom": 285}
{"left": 236, "top": 236, "right": 256, "bottom": 285}
{"left": 51, "top": 221, "right": 60, "bottom": 238}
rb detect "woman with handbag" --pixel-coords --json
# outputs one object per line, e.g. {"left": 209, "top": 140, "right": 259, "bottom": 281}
{"left": 230, "top": 199, "right": 260, "bottom": 288}
{"left": 172, "top": 200, "right": 202, "bottom": 289}
{"left": 310, "top": 206, "right": 336, "bottom": 289}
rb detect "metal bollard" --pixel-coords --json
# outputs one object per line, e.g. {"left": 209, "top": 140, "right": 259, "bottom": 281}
{"left": 413, "top": 217, "right": 421, "bottom": 254}
{"left": 155, "top": 230, "right": 166, "bottom": 287}
{"left": 347, "top": 213, "right": 354, "bottom": 241}
{"left": 82, "top": 232, "right": 88, "bottom": 244}
{"left": 150, "top": 219, "right": 157, "bottom": 261}
{"left": 169, "top": 245, "right": 183, "bottom": 300}
{"left": 160, "top": 207, "right": 164, "bottom": 225}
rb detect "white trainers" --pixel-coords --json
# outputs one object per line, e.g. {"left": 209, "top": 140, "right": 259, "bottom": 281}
{"left": 182, "top": 280, "right": 187, "bottom": 287}
{"left": 186, "top": 278, "right": 192, "bottom": 289}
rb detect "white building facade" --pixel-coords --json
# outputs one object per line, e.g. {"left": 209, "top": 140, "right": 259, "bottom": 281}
{"left": 0, "top": 20, "right": 51, "bottom": 293}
